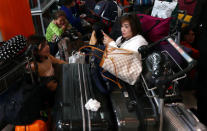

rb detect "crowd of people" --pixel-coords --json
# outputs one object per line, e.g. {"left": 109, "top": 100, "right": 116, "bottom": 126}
{"left": 27, "top": 0, "right": 207, "bottom": 126}
{"left": 1, "top": 0, "right": 207, "bottom": 129}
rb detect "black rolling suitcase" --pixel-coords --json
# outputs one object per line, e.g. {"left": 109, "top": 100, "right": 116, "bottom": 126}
{"left": 53, "top": 64, "right": 115, "bottom": 131}
{"left": 110, "top": 83, "right": 159, "bottom": 131}
{"left": 110, "top": 89, "right": 140, "bottom": 131}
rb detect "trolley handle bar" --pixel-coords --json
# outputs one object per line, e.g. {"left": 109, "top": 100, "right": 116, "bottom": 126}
{"left": 138, "top": 36, "right": 169, "bottom": 57}
{"left": 138, "top": 36, "right": 195, "bottom": 64}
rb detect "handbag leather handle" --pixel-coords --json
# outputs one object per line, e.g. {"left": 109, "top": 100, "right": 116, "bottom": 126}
{"left": 101, "top": 58, "right": 123, "bottom": 89}
{"left": 78, "top": 45, "right": 105, "bottom": 59}
{"left": 79, "top": 45, "right": 104, "bottom": 53}
{"left": 79, "top": 45, "right": 123, "bottom": 89}
{"left": 184, "top": 0, "right": 195, "bottom": 4}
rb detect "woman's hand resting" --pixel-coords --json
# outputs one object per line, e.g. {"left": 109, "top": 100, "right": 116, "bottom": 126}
{"left": 102, "top": 31, "right": 113, "bottom": 45}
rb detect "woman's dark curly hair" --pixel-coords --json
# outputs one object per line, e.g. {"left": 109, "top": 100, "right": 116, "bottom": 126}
{"left": 27, "top": 35, "right": 47, "bottom": 62}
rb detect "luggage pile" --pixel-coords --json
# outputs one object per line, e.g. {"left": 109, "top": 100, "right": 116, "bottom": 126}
{"left": 53, "top": 64, "right": 116, "bottom": 130}
{"left": 0, "top": 0, "right": 204, "bottom": 130}
{"left": 52, "top": 36, "right": 206, "bottom": 131}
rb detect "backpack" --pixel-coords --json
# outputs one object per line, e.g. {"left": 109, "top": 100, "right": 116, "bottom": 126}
{"left": 94, "top": 0, "right": 119, "bottom": 22}
{"left": 137, "top": 14, "right": 171, "bottom": 43}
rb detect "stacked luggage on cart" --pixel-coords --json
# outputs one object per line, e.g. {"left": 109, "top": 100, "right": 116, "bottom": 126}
{"left": 0, "top": 0, "right": 205, "bottom": 130}
{"left": 53, "top": 64, "right": 116, "bottom": 130}
{"left": 52, "top": 35, "right": 207, "bottom": 131}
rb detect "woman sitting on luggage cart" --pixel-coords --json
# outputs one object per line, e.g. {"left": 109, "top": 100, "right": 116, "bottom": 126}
{"left": 89, "top": 13, "right": 148, "bottom": 93}
{"left": 27, "top": 35, "right": 67, "bottom": 92}
{"left": 102, "top": 13, "right": 148, "bottom": 52}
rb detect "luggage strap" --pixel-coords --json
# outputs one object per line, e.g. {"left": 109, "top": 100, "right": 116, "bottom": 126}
{"left": 78, "top": 64, "right": 92, "bottom": 131}
{"left": 78, "top": 64, "right": 86, "bottom": 131}
{"left": 81, "top": 64, "right": 92, "bottom": 131}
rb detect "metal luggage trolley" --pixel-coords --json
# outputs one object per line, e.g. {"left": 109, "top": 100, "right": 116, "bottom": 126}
{"left": 141, "top": 50, "right": 187, "bottom": 100}
{"left": 138, "top": 36, "right": 206, "bottom": 131}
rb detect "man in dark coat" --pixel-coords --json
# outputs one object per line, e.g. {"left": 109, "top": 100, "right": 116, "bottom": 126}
{"left": 190, "top": 0, "right": 207, "bottom": 126}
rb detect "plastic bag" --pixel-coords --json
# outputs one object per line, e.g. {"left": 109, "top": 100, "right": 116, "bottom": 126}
{"left": 151, "top": 0, "right": 177, "bottom": 18}
{"left": 68, "top": 51, "right": 85, "bottom": 64}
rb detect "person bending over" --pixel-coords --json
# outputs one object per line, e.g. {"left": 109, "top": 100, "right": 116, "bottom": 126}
{"left": 60, "top": 0, "right": 84, "bottom": 34}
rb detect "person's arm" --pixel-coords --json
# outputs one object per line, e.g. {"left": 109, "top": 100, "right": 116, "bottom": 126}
{"left": 61, "top": 7, "right": 81, "bottom": 25}
{"left": 102, "top": 31, "right": 117, "bottom": 47}
{"left": 49, "top": 55, "right": 67, "bottom": 64}
{"left": 108, "top": 41, "right": 117, "bottom": 47}
{"left": 65, "top": 20, "right": 72, "bottom": 30}
{"left": 108, "top": 36, "right": 122, "bottom": 47}
{"left": 125, "top": 35, "right": 148, "bottom": 52}
{"left": 50, "top": 21, "right": 64, "bottom": 37}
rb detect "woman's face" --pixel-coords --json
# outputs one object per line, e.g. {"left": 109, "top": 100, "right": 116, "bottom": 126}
{"left": 38, "top": 41, "right": 50, "bottom": 57}
{"left": 121, "top": 20, "right": 133, "bottom": 39}
{"left": 55, "top": 16, "right": 66, "bottom": 28}
{"left": 184, "top": 30, "right": 195, "bottom": 44}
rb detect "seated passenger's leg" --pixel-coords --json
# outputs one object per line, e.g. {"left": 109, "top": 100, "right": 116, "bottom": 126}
{"left": 57, "top": 37, "right": 70, "bottom": 62}
{"left": 48, "top": 42, "right": 58, "bottom": 56}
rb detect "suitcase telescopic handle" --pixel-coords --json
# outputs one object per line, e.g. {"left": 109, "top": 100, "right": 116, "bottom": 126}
{"left": 138, "top": 36, "right": 197, "bottom": 98}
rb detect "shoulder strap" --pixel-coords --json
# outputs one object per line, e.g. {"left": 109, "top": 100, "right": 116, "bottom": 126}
{"left": 31, "top": 52, "right": 40, "bottom": 84}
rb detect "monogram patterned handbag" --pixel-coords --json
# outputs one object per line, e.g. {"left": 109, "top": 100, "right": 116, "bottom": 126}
{"left": 79, "top": 45, "right": 142, "bottom": 87}
{"left": 99, "top": 45, "right": 142, "bottom": 86}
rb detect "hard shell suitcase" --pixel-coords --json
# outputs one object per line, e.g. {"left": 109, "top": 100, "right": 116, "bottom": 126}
{"left": 15, "top": 120, "right": 48, "bottom": 131}
{"left": 110, "top": 84, "right": 159, "bottom": 131}
{"left": 163, "top": 103, "right": 207, "bottom": 131}
{"left": 110, "top": 89, "right": 140, "bottom": 131}
{"left": 53, "top": 64, "right": 115, "bottom": 131}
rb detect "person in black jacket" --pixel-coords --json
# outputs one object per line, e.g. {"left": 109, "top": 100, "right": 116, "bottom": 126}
{"left": 190, "top": 0, "right": 207, "bottom": 126}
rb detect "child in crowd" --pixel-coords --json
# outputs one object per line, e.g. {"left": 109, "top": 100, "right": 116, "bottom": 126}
{"left": 46, "top": 10, "right": 71, "bottom": 60}
{"left": 27, "top": 35, "right": 67, "bottom": 92}
{"left": 180, "top": 26, "right": 199, "bottom": 59}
